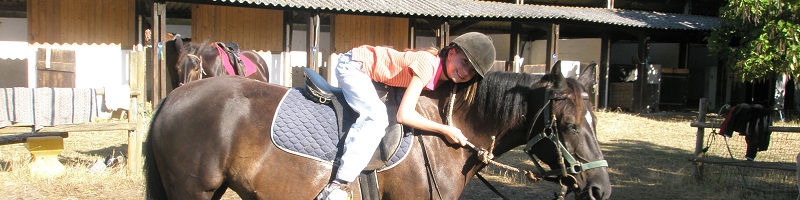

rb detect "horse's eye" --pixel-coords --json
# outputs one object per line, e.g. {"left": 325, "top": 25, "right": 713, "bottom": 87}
{"left": 567, "top": 124, "right": 579, "bottom": 133}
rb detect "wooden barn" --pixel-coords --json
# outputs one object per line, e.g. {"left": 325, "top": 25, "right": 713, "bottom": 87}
{"left": 0, "top": 0, "right": 731, "bottom": 115}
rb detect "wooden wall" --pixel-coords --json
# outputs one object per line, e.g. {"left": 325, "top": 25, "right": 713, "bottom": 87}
{"left": 192, "top": 5, "right": 283, "bottom": 52}
{"left": 36, "top": 48, "right": 76, "bottom": 88}
{"left": 27, "top": 0, "right": 135, "bottom": 46}
{"left": 334, "top": 15, "right": 408, "bottom": 53}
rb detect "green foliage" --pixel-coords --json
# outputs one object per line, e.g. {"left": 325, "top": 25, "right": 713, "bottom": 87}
{"left": 707, "top": 0, "right": 800, "bottom": 81}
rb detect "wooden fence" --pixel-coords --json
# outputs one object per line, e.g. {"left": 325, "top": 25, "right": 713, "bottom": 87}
{"left": 0, "top": 49, "right": 147, "bottom": 175}
{"left": 689, "top": 98, "right": 800, "bottom": 197}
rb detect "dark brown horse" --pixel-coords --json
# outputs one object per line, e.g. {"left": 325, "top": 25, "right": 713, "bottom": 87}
{"left": 145, "top": 61, "right": 611, "bottom": 199}
{"left": 165, "top": 35, "right": 269, "bottom": 87}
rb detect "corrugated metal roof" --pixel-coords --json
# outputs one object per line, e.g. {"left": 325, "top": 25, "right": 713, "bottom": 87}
{"left": 190, "top": 0, "right": 720, "bottom": 30}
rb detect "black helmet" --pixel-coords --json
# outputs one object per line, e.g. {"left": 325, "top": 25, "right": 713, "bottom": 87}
{"left": 450, "top": 32, "right": 496, "bottom": 77}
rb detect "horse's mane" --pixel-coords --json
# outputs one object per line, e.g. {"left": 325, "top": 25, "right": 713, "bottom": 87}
{"left": 468, "top": 71, "right": 543, "bottom": 132}
{"left": 540, "top": 72, "right": 588, "bottom": 125}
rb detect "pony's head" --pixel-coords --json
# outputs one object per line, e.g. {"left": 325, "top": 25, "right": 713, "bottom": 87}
{"left": 173, "top": 38, "right": 213, "bottom": 86}
{"left": 467, "top": 61, "right": 611, "bottom": 199}
{"left": 532, "top": 61, "right": 610, "bottom": 199}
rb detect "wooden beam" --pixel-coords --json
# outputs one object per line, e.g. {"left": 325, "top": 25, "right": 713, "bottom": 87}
{"left": 439, "top": 21, "right": 450, "bottom": 49}
{"left": 150, "top": 1, "right": 167, "bottom": 109}
{"left": 307, "top": 12, "right": 320, "bottom": 71}
{"left": 545, "top": 23, "right": 559, "bottom": 71}
{"left": 599, "top": 33, "right": 611, "bottom": 110}
{"left": 690, "top": 122, "right": 800, "bottom": 133}
{"left": 0, "top": 132, "right": 68, "bottom": 145}
{"left": 449, "top": 21, "right": 479, "bottom": 34}
{"left": 408, "top": 18, "right": 415, "bottom": 49}
{"left": 691, "top": 157, "right": 796, "bottom": 172}
{"left": 0, "top": 123, "right": 136, "bottom": 135}
{"left": 509, "top": 22, "right": 521, "bottom": 72}
{"left": 635, "top": 35, "right": 650, "bottom": 113}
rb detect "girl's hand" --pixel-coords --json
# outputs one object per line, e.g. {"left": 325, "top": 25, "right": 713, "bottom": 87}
{"left": 441, "top": 126, "right": 468, "bottom": 146}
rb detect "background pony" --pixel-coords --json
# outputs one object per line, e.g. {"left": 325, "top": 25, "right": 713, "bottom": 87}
{"left": 165, "top": 35, "right": 269, "bottom": 87}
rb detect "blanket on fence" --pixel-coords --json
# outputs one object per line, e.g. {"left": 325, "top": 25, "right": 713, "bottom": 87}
{"left": 0, "top": 87, "right": 98, "bottom": 128}
{"left": 718, "top": 103, "right": 773, "bottom": 161}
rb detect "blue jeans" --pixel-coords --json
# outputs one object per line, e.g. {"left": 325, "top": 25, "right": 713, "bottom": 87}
{"left": 335, "top": 51, "right": 389, "bottom": 182}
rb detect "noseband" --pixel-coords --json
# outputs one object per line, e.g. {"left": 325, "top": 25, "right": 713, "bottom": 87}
{"left": 522, "top": 90, "right": 608, "bottom": 199}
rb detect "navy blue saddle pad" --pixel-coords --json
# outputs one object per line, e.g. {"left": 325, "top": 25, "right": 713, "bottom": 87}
{"left": 271, "top": 88, "right": 413, "bottom": 171}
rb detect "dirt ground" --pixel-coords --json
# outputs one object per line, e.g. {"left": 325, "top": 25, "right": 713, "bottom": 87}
{"left": 1, "top": 111, "right": 798, "bottom": 199}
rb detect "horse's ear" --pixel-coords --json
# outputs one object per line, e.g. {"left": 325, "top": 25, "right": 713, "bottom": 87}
{"left": 174, "top": 35, "right": 184, "bottom": 51}
{"left": 579, "top": 62, "right": 597, "bottom": 90}
{"left": 549, "top": 60, "right": 564, "bottom": 83}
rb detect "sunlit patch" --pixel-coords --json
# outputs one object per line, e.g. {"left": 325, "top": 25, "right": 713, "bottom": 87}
{"left": 585, "top": 111, "right": 595, "bottom": 134}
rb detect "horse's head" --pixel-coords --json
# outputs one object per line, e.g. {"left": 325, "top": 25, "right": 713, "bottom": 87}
{"left": 531, "top": 61, "right": 611, "bottom": 199}
{"left": 466, "top": 61, "right": 611, "bottom": 199}
{"left": 174, "top": 39, "right": 213, "bottom": 86}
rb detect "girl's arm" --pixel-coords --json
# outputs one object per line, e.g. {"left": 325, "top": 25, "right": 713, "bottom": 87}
{"left": 396, "top": 76, "right": 468, "bottom": 146}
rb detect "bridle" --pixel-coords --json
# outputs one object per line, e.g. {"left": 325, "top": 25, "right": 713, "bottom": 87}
{"left": 179, "top": 53, "right": 205, "bottom": 86}
{"left": 437, "top": 85, "right": 608, "bottom": 200}
{"left": 521, "top": 89, "right": 608, "bottom": 199}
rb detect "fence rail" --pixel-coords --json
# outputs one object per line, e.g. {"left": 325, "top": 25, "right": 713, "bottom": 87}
{"left": 691, "top": 98, "right": 798, "bottom": 180}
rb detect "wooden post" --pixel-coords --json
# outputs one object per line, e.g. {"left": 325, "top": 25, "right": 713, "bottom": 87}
{"left": 545, "top": 23, "right": 559, "bottom": 71}
{"left": 128, "top": 49, "right": 147, "bottom": 175}
{"left": 307, "top": 12, "right": 320, "bottom": 71}
{"left": 694, "top": 98, "right": 707, "bottom": 180}
{"left": 600, "top": 33, "right": 611, "bottom": 110}
{"left": 150, "top": 1, "right": 167, "bottom": 110}
{"left": 509, "top": 22, "right": 521, "bottom": 72}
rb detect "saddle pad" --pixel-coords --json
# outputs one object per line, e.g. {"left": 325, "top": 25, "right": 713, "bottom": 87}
{"left": 271, "top": 88, "right": 414, "bottom": 171}
{"left": 215, "top": 45, "right": 256, "bottom": 76}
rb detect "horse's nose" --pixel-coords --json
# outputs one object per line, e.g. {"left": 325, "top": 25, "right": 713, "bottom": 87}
{"left": 586, "top": 184, "right": 611, "bottom": 200}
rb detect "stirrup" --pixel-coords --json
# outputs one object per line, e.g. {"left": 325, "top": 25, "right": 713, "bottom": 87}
{"left": 315, "top": 182, "right": 351, "bottom": 200}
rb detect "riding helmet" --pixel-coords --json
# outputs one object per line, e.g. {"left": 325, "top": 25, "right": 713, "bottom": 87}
{"left": 450, "top": 32, "right": 496, "bottom": 77}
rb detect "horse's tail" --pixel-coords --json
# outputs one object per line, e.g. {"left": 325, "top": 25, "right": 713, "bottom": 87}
{"left": 144, "top": 98, "right": 168, "bottom": 200}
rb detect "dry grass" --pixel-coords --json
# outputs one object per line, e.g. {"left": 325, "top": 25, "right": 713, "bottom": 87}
{"left": 0, "top": 111, "right": 797, "bottom": 199}
{"left": 0, "top": 130, "right": 143, "bottom": 199}
{"left": 462, "top": 111, "right": 799, "bottom": 199}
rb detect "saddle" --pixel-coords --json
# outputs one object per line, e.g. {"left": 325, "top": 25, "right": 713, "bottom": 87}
{"left": 301, "top": 68, "right": 406, "bottom": 170}
{"left": 215, "top": 42, "right": 245, "bottom": 76}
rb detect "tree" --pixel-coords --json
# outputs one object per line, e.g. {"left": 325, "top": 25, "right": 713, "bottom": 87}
{"left": 707, "top": 0, "right": 800, "bottom": 82}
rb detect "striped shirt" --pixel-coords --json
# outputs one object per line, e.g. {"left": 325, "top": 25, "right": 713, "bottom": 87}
{"left": 351, "top": 45, "right": 442, "bottom": 90}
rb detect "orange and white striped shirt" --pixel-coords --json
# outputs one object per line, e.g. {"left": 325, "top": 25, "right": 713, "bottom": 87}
{"left": 351, "top": 45, "right": 442, "bottom": 90}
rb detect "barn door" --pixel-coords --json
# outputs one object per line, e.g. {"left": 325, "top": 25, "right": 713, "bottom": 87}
{"left": 36, "top": 48, "right": 76, "bottom": 88}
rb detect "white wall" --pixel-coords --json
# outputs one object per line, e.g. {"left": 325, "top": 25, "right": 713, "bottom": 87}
{"left": 488, "top": 34, "right": 510, "bottom": 63}
{"left": 415, "top": 36, "right": 437, "bottom": 49}
{"left": 558, "top": 38, "right": 602, "bottom": 66}
{"left": 0, "top": 18, "right": 27, "bottom": 42}
{"left": 166, "top": 24, "right": 192, "bottom": 38}
{"left": 523, "top": 38, "right": 601, "bottom": 67}
{"left": 27, "top": 44, "right": 128, "bottom": 88}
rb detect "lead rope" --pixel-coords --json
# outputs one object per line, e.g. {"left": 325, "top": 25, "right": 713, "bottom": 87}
{"left": 445, "top": 86, "right": 542, "bottom": 200}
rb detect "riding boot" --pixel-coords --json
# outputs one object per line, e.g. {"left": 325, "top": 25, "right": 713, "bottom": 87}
{"left": 315, "top": 180, "right": 351, "bottom": 200}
